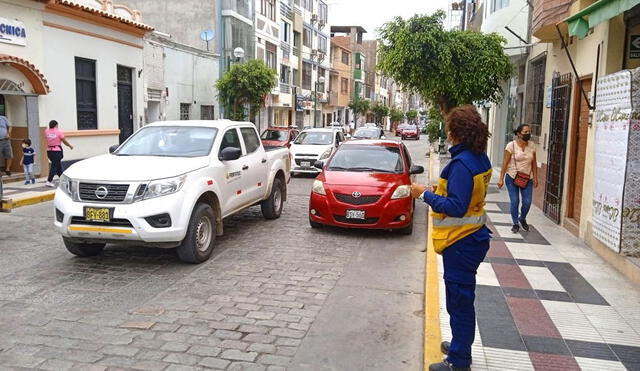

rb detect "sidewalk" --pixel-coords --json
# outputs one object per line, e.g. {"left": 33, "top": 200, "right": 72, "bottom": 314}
{"left": 0, "top": 177, "right": 56, "bottom": 211}
{"left": 434, "top": 181, "right": 640, "bottom": 370}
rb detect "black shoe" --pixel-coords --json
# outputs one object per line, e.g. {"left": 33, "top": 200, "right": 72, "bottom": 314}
{"left": 511, "top": 224, "right": 520, "bottom": 233}
{"left": 428, "top": 360, "right": 470, "bottom": 371}
{"left": 5, "top": 170, "right": 11, "bottom": 176}
{"left": 441, "top": 341, "right": 450, "bottom": 355}
{"left": 519, "top": 218, "right": 529, "bottom": 231}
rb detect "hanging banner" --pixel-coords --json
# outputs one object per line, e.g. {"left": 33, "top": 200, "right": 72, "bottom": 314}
{"left": 621, "top": 68, "right": 640, "bottom": 256}
{"left": 592, "top": 70, "right": 633, "bottom": 253}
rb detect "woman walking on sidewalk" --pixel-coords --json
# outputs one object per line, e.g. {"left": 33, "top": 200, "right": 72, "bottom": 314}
{"left": 497, "top": 124, "right": 538, "bottom": 233}
{"left": 45, "top": 120, "right": 73, "bottom": 187}
{"left": 411, "top": 105, "right": 492, "bottom": 371}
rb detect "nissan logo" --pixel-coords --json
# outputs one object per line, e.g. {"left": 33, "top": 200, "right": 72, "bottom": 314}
{"left": 352, "top": 191, "right": 362, "bottom": 198}
{"left": 95, "top": 186, "right": 109, "bottom": 199}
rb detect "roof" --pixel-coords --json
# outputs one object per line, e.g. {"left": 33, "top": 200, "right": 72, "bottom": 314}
{"left": 54, "top": 0, "right": 154, "bottom": 31}
{"left": 330, "top": 25, "right": 367, "bottom": 34}
{"left": 342, "top": 139, "right": 400, "bottom": 147}
{"left": 301, "top": 128, "right": 341, "bottom": 133}
{"left": 331, "top": 36, "right": 352, "bottom": 52}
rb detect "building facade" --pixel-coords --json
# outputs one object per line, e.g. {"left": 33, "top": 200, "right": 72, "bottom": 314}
{"left": 327, "top": 37, "right": 352, "bottom": 125}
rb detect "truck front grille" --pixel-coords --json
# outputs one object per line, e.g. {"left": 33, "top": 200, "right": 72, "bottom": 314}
{"left": 79, "top": 183, "right": 129, "bottom": 203}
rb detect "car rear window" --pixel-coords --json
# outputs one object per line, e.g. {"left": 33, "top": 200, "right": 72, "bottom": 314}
{"left": 327, "top": 145, "right": 403, "bottom": 173}
{"left": 261, "top": 130, "right": 288, "bottom": 141}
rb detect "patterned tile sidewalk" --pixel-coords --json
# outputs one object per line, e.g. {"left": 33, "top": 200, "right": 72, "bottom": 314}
{"left": 437, "top": 184, "right": 640, "bottom": 371}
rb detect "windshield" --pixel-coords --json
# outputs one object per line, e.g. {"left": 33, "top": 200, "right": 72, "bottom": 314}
{"left": 327, "top": 145, "right": 404, "bottom": 173}
{"left": 294, "top": 131, "right": 333, "bottom": 145}
{"left": 354, "top": 128, "right": 380, "bottom": 138}
{"left": 261, "top": 130, "right": 288, "bottom": 141}
{"left": 405, "top": 125, "right": 418, "bottom": 131}
{"left": 116, "top": 126, "right": 218, "bottom": 157}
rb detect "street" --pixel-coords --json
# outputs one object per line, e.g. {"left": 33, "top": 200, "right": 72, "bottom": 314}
{"left": 0, "top": 137, "right": 428, "bottom": 371}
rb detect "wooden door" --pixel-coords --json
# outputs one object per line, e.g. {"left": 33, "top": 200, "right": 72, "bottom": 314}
{"left": 567, "top": 78, "right": 591, "bottom": 223}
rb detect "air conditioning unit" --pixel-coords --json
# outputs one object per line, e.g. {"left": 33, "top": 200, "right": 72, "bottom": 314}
{"left": 311, "top": 14, "right": 318, "bottom": 23}
{"left": 318, "top": 51, "right": 326, "bottom": 61}
{"left": 318, "top": 20, "right": 326, "bottom": 29}
{"left": 310, "top": 49, "right": 318, "bottom": 58}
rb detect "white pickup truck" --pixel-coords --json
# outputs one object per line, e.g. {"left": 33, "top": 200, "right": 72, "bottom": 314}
{"left": 54, "top": 120, "right": 291, "bottom": 263}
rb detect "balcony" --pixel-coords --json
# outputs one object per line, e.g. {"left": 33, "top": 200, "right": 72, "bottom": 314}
{"left": 328, "top": 91, "right": 338, "bottom": 106}
{"left": 280, "top": 83, "right": 292, "bottom": 94}
{"left": 532, "top": 0, "right": 572, "bottom": 42}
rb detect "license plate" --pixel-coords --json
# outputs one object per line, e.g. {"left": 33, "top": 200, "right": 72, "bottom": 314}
{"left": 346, "top": 209, "right": 365, "bottom": 219}
{"left": 301, "top": 161, "right": 311, "bottom": 168}
{"left": 84, "top": 207, "right": 112, "bottom": 222}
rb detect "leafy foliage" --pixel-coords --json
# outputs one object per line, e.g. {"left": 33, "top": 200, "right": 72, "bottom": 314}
{"left": 406, "top": 110, "right": 418, "bottom": 123}
{"left": 216, "top": 60, "right": 277, "bottom": 121}
{"left": 389, "top": 107, "right": 404, "bottom": 124}
{"left": 377, "top": 11, "right": 513, "bottom": 112}
{"left": 426, "top": 107, "right": 444, "bottom": 143}
{"left": 371, "top": 103, "right": 390, "bottom": 124}
{"left": 348, "top": 97, "right": 371, "bottom": 124}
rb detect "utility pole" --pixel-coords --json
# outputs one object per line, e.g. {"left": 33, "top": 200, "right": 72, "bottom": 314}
{"left": 460, "top": 0, "right": 467, "bottom": 31}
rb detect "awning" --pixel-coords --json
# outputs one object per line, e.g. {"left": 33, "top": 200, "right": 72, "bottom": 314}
{"left": 566, "top": 0, "right": 640, "bottom": 39}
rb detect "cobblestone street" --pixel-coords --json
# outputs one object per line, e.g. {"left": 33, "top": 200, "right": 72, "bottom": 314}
{"left": 0, "top": 139, "right": 428, "bottom": 371}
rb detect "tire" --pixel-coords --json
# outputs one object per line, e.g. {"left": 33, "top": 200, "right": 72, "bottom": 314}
{"left": 177, "top": 203, "right": 216, "bottom": 264}
{"left": 397, "top": 217, "right": 414, "bottom": 235}
{"left": 309, "top": 218, "right": 323, "bottom": 229}
{"left": 401, "top": 136, "right": 405, "bottom": 141}
{"left": 63, "top": 238, "right": 105, "bottom": 257}
{"left": 261, "top": 178, "right": 284, "bottom": 220}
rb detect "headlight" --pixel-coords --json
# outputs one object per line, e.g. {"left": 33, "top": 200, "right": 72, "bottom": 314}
{"left": 142, "top": 175, "right": 186, "bottom": 200}
{"left": 312, "top": 179, "right": 326, "bottom": 195}
{"left": 59, "top": 175, "right": 78, "bottom": 199}
{"left": 391, "top": 185, "right": 411, "bottom": 199}
{"left": 319, "top": 148, "right": 332, "bottom": 160}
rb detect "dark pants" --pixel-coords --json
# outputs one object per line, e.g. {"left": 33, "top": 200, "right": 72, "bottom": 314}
{"left": 47, "top": 150, "right": 63, "bottom": 182}
{"left": 504, "top": 174, "right": 533, "bottom": 225}
{"left": 442, "top": 234, "right": 490, "bottom": 368}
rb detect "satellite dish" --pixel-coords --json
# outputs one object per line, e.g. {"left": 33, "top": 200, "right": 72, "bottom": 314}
{"left": 200, "top": 29, "right": 214, "bottom": 42}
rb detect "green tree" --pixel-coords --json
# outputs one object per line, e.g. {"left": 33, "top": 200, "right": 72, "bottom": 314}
{"left": 406, "top": 110, "right": 418, "bottom": 123}
{"left": 378, "top": 11, "right": 513, "bottom": 113}
{"left": 427, "top": 106, "right": 445, "bottom": 143}
{"left": 389, "top": 107, "right": 404, "bottom": 124}
{"left": 348, "top": 97, "right": 371, "bottom": 125}
{"left": 216, "top": 60, "right": 277, "bottom": 121}
{"left": 372, "top": 102, "right": 390, "bottom": 124}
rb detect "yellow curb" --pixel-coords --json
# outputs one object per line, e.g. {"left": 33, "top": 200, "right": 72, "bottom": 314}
{"left": 424, "top": 207, "right": 442, "bottom": 369}
{"left": 1, "top": 192, "right": 55, "bottom": 211}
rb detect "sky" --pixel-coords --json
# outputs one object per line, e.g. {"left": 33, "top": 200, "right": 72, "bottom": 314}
{"left": 328, "top": 0, "right": 450, "bottom": 39}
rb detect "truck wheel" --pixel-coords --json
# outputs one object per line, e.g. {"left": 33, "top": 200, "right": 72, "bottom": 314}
{"left": 309, "top": 218, "right": 323, "bottom": 229}
{"left": 261, "top": 178, "right": 284, "bottom": 220}
{"left": 63, "top": 238, "right": 105, "bottom": 257}
{"left": 177, "top": 203, "right": 216, "bottom": 264}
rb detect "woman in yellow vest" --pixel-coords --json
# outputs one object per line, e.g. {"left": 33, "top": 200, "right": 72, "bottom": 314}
{"left": 412, "top": 105, "right": 492, "bottom": 371}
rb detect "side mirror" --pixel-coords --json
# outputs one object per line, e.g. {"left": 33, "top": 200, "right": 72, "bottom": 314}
{"left": 109, "top": 144, "right": 119, "bottom": 153}
{"left": 313, "top": 160, "right": 324, "bottom": 170}
{"left": 219, "top": 147, "right": 242, "bottom": 161}
{"left": 409, "top": 165, "right": 424, "bottom": 175}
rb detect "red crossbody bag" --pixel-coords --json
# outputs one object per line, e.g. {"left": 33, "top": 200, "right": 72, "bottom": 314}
{"left": 512, "top": 142, "right": 530, "bottom": 188}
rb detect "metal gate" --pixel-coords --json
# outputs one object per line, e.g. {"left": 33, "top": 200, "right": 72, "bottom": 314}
{"left": 543, "top": 73, "right": 572, "bottom": 224}
{"left": 117, "top": 66, "right": 134, "bottom": 144}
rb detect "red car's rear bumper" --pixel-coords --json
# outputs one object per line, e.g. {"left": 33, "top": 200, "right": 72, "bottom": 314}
{"left": 403, "top": 131, "right": 419, "bottom": 138}
{"left": 309, "top": 191, "right": 413, "bottom": 229}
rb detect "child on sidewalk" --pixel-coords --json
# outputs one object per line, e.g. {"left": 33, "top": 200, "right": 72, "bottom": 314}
{"left": 21, "top": 138, "right": 36, "bottom": 184}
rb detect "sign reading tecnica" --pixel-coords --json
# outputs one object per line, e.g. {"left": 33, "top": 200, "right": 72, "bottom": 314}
{"left": 0, "top": 17, "right": 27, "bottom": 46}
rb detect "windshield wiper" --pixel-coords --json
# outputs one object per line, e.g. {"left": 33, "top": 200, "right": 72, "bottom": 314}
{"left": 347, "top": 167, "right": 395, "bottom": 173}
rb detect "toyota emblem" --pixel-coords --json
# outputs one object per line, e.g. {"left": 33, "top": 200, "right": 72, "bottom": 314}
{"left": 95, "top": 186, "right": 109, "bottom": 199}
{"left": 352, "top": 191, "right": 362, "bottom": 198}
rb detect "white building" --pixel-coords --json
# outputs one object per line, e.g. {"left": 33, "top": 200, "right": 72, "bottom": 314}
{"left": 0, "top": 0, "right": 151, "bottom": 178}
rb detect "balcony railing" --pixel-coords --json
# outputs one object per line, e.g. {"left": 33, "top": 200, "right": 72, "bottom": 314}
{"left": 293, "top": 47, "right": 300, "bottom": 57}
{"left": 280, "top": 83, "right": 292, "bottom": 94}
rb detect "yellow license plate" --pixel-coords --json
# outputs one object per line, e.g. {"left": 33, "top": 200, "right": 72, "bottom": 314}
{"left": 85, "top": 207, "right": 111, "bottom": 222}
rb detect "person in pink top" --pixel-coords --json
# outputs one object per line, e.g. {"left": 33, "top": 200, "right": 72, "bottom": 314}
{"left": 45, "top": 120, "right": 73, "bottom": 187}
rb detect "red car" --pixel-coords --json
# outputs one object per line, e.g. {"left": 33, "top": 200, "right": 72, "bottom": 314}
{"left": 308, "top": 140, "right": 424, "bottom": 234}
{"left": 401, "top": 125, "right": 420, "bottom": 140}
{"left": 395, "top": 123, "right": 409, "bottom": 136}
{"left": 261, "top": 127, "right": 300, "bottom": 148}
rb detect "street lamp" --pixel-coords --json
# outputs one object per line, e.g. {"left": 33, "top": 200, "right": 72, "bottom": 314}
{"left": 314, "top": 76, "right": 325, "bottom": 128}
{"left": 227, "top": 46, "right": 245, "bottom": 71}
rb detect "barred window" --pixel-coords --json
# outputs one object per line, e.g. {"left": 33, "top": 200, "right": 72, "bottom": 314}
{"left": 75, "top": 57, "right": 97, "bottom": 130}
{"left": 525, "top": 55, "right": 546, "bottom": 138}
{"left": 180, "top": 103, "right": 191, "bottom": 120}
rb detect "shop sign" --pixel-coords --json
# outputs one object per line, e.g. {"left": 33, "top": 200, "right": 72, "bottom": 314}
{"left": 0, "top": 17, "right": 27, "bottom": 46}
{"left": 630, "top": 35, "right": 640, "bottom": 59}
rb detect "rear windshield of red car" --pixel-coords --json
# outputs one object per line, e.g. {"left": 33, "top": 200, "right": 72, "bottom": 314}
{"left": 261, "top": 130, "right": 289, "bottom": 141}
{"left": 327, "top": 145, "right": 404, "bottom": 174}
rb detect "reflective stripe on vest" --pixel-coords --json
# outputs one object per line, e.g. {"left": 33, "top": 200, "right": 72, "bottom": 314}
{"left": 432, "top": 213, "right": 487, "bottom": 227}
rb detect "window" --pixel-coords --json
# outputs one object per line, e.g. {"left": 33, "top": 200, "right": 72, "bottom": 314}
{"left": 302, "top": 62, "right": 312, "bottom": 90}
{"left": 75, "top": 57, "right": 97, "bottom": 130}
{"left": 260, "top": 0, "right": 275, "bottom": 21}
{"left": 293, "top": 31, "right": 300, "bottom": 48}
{"left": 317, "top": 68, "right": 326, "bottom": 91}
{"left": 240, "top": 127, "right": 261, "bottom": 154}
{"left": 525, "top": 56, "right": 546, "bottom": 138}
{"left": 318, "top": 35, "right": 327, "bottom": 53}
{"left": 303, "top": 0, "right": 312, "bottom": 12}
{"left": 0, "top": 94, "right": 5, "bottom": 116}
{"left": 490, "top": 0, "right": 509, "bottom": 13}
{"left": 280, "top": 65, "right": 291, "bottom": 84}
{"left": 341, "top": 51, "right": 349, "bottom": 65}
{"left": 293, "top": 68, "right": 300, "bottom": 87}
{"left": 201, "top": 105, "right": 215, "bottom": 120}
{"left": 220, "top": 128, "right": 241, "bottom": 154}
{"left": 266, "top": 42, "right": 277, "bottom": 70}
{"left": 282, "top": 22, "right": 291, "bottom": 43}
{"left": 180, "top": 103, "right": 191, "bottom": 120}
{"left": 303, "top": 27, "right": 312, "bottom": 48}
{"left": 115, "top": 126, "right": 218, "bottom": 157}
{"left": 318, "top": 2, "right": 328, "bottom": 23}
{"left": 341, "top": 77, "right": 349, "bottom": 94}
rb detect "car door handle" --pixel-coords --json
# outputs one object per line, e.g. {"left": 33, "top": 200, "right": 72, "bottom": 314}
{"left": 261, "top": 158, "right": 267, "bottom": 163}
{"left": 242, "top": 165, "right": 249, "bottom": 170}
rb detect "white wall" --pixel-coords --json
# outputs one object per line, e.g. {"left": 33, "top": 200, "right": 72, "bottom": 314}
{"left": 41, "top": 13, "right": 145, "bottom": 161}
{"left": 482, "top": 0, "right": 529, "bottom": 56}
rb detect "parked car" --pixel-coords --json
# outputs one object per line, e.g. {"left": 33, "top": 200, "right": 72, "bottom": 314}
{"left": 54, "top": 120, "right": 291, "bottom": 263}
{"left": 289, "top": 128, "right": 346, "bottom": 175}
{"left": 395, "top": 123, "right": 410, "bottom": 136}
{"left": 261, "top": 127, "right": 299, "bottom": 148}
{"left": 308, "top": 140, "right": 424, "bottom": 234}
{"left": 352, "top": 127, "right": 385, "bottom": 140}
{"left": 401, "top": 125, "right": 420, "bottom": 140}
{"left": 363, "top": 123, "right": 378, "bottom": 128}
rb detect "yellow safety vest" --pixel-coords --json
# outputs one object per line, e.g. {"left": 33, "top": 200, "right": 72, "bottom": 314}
{"left": 431, "top": 168, "right": 492, "bottom": 254}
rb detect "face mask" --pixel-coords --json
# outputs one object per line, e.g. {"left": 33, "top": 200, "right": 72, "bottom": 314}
{"left": 522, "top": 134, "right": 531, "bottom": 142}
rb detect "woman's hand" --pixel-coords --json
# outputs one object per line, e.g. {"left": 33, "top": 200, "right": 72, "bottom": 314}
{"left": 497, "top": 179, "right": 504, "bottom": 189}
{"left": 410, "top": 183, "right": 428, "bottom": 199}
